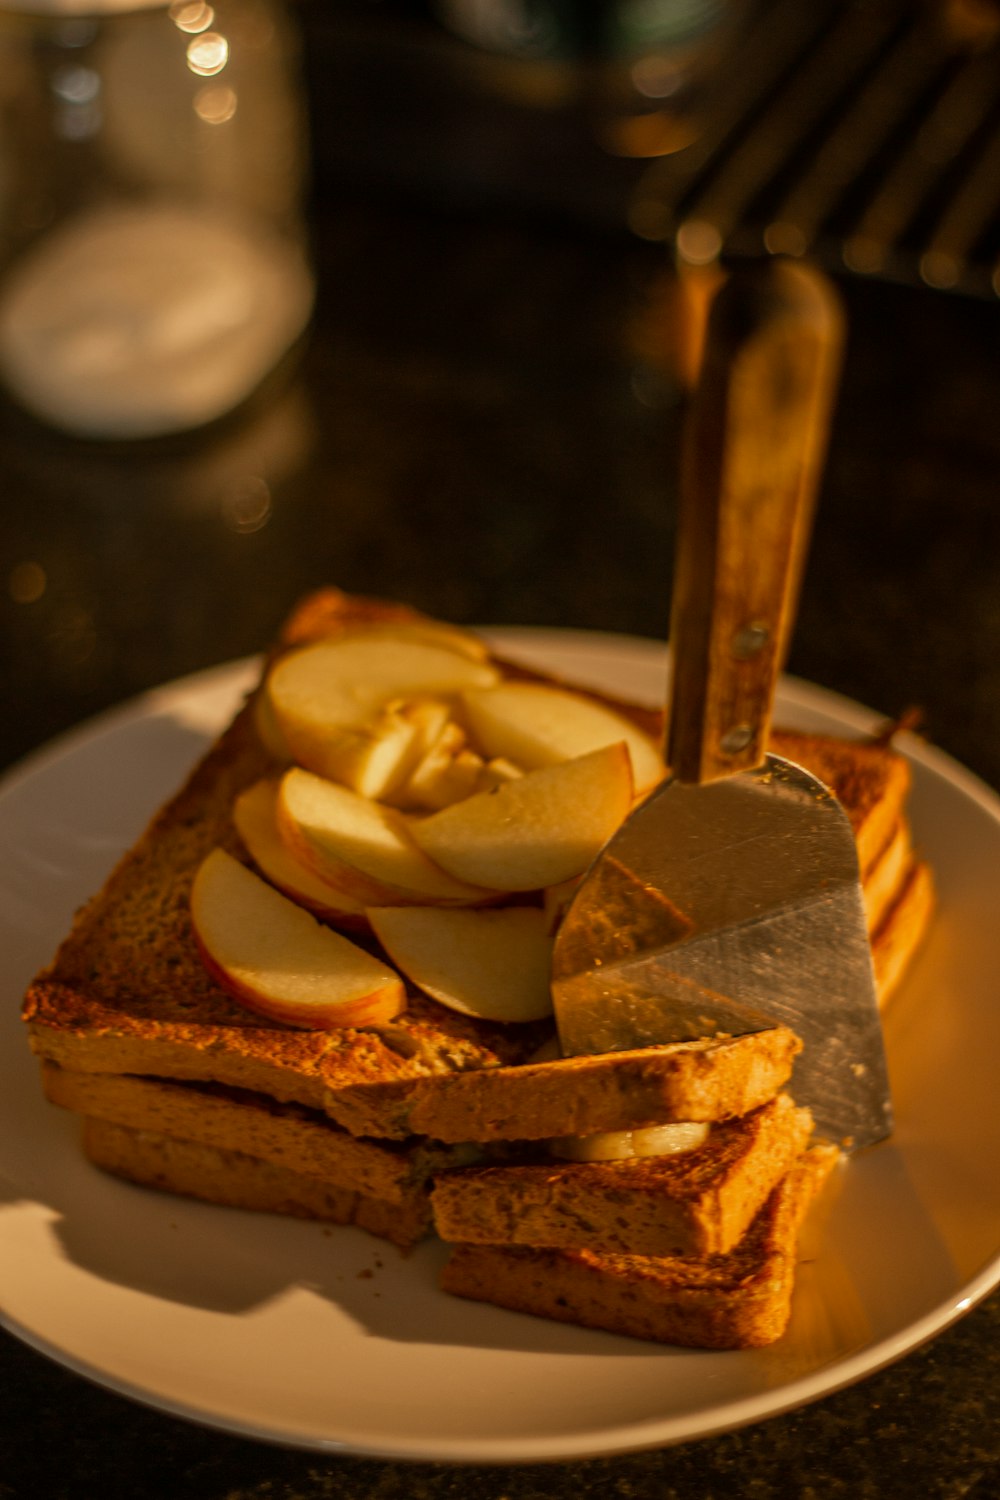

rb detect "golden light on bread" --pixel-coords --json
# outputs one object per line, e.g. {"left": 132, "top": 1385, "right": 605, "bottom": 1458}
{"left": 21, "top": 587, "right": 935, "bottom": 1350}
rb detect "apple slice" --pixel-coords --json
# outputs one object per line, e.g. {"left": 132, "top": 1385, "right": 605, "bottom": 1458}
{"left": 190, "top": 848, "right": 405, "bottom": 1029}
{"left": 232, "top": 779, "right": 368, "bottom": 925}
{"left": 277, "top": 766, "right": 499, "bottom": 906}
{"left": 549, "top": 1121, "right": 710, "bottom": 1161}
{"left": 462, "top": 681, "right": 665, "bottom": 794}
{"left": 372, "top": 697, "right": 457, "bottom": 801}
{"left": 477, "top": 756, "right": 523, "bottom": 791}
{"left": 407, "top": 743, "right": 634, "bottom": 892}
{"left": 367, "top": 905, "right": 554, "bottom": 1023}
{"left": 329, "top": 702, "right": 420, "bottom": 801}
{"left": 392, "top": 721, "right": 485, "bottom": 811}
{"left": 311, "top": 694, "right": 454, "bottom": 802}
{"left": 391, "top": 731, "right": 524, "bottom": 814}
{"left": 263, "top": 629, "right": 499, "bottom": 786}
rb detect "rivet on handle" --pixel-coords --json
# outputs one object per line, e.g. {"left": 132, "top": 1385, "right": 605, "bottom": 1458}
{"left": 720, "top": 724, "right": 754, "bottom": 755}
{"left": 731, "top": 622, "right": 771, "bottom": 660}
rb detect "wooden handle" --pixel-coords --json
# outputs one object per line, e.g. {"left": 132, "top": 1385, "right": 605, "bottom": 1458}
{"left": 666, "top": 258, "right": 844, "bottom": 784}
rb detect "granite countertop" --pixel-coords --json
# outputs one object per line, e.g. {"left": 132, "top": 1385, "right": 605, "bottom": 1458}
{"left": 3, "top": 35, "right": 1000, "bottom": 1491}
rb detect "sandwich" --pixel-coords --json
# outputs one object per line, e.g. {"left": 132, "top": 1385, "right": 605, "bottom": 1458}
{"left": 22, "top": 587, "right": 934, "bottom": 1343}
{"left": 440, "top": 1143, "right": 842, "bottom": 1350}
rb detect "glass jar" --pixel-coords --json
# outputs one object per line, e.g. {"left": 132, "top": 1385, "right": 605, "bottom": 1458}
{"left": 0, "top": 0, "right": 315, "bottom": 439}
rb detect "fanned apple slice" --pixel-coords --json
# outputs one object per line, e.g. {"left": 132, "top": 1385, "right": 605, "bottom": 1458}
{"left": 391, "top": 731, "right": 524, "bottom": 813}
{"left": 264, "top": 629, "right": 499, "bottom": 787}
{"left": 462, "top": 680, "right": 665, "bottom": 794}
{"left": 316, "top": 694, "right": 454, "bottom": 802}
{"left": 407, "top": 743, "right": 634, "bottom": 892}
{"left": 233, "top": 779, "right": 368, "bottom": 925}
{"left": 392, "top": 721, "right": 485, "bottom": 811}
{"left": 277, "top": 766, "right": 500, "bottom": 906}
{"left": 325, "top": 703, "right": 420, "bottom": 801}
{"left": 190, "top": 848, "right": 406, "bottom": 1029}
{"left": 368, "top": 906, "right": 554, "bottom": 1023}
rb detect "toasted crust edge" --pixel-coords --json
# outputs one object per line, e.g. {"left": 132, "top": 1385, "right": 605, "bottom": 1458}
{"left": 80, "top": 1116, "right": 432, "bottom": 1249}
{"left": 430, "top": 1093, "right": 813, "bottom": 1256}
{"left": 325, "top": 1026, "right": 802, "bottom": 1142}
{"left": 40, "top": 1061, "right": 451, "bottom": 1204}
{"left": 440, "top": 1142, "right": 840, "bottom": 1348}
{"left": 21, "top": 587, "right": 929, "bottom": 1147}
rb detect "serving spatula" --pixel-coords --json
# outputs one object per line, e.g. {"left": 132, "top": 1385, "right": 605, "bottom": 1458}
{"left": 552, "top": 258, "right": 892, "bottom": 1149}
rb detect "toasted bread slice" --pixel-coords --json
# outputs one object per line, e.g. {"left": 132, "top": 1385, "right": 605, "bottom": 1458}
{"left": 769, "top": 728, "right": 911, "bottom": 879}
{"left": 431, "top": 1093, "right": 812, "bottom": 1257}
{"left": 41, "top": 1062, "right": 475, "bottom": 1203}
{"left": 326, "top": 1027, "right": 802, "bottom": 1143}
{"left": 870, "top": 858, "right": 935, "bottom": 1007}
{"left": 23, "top": 588, "right": 926, "bottom": 1144}
{"left": 441, "top": 1143, "right": 840, "bottom": 1348}
{"left": 21, "top": 692, "right": 553, "bottom": 1111}
{"left": 862, "top": 817, "right": 913, "bottom": 936}
{"left": 79, "top": 1116, "right": 432, "bottom": 1249}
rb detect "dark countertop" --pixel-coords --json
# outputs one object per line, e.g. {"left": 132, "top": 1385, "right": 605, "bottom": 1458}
{"left": 4, "top": 12, "right": 1000, "bottom": 1496}
{"left": 7, "top": 203, "right": 1000, "bottom": 789}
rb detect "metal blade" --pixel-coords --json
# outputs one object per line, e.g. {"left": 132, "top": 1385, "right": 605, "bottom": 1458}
{"left": 552, "top": 753, "right": 893, "bottom": 1147}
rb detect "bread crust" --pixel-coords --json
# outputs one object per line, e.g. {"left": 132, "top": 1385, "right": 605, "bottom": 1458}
{"left": 18, "top": 588, "right": 931, "bottom": 1346}
{"left": 768, "top": 728, "right": 911, "bottom": 877}
{"left": 440, "top": 1143, "right": 841, "bottom": 1347}
{"left": 870, "top": 858, "right": 935, "bottom": 1007}
{"left": 326, "top": 1028, "right": 802, "bottom": 1143}
{"left": 42, "top": 1062, "right": 474, "bottom": 1203}
{"left": 80, "top": 1116, "right": 433, "bottom": 1249}
{"left": 22, "top": 587, "right": 929, "bottom": 1145}
{"left": 430, "top": 1093, "right": 812, "bottom": 1257}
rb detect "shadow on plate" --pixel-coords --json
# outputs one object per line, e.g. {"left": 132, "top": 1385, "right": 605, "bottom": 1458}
{"left": 10, "top": 1117, "right": 974, "bottom": 1372}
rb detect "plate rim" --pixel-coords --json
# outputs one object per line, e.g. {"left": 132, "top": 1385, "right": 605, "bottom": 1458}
{"left": 2, "top": 626, "right": 999, "bottom": 1462}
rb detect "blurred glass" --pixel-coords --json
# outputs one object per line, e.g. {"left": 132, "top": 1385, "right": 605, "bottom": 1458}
{"left": 433, "top": 0, "right": 738, "bottom": 155}
{"left": 0, "top": 0, "right": 314, "bottom": 440}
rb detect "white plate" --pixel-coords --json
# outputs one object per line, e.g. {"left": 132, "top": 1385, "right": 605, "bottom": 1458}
{"left": 1, "top": 629, "right": 998, "bottom": 1463}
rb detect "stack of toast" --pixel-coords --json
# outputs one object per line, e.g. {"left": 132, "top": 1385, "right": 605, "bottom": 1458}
{"left": 22, "top": 588, "right": 935, "bottom": 1348}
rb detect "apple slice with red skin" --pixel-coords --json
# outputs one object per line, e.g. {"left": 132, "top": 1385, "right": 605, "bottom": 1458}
{"left": 190, "top": 848, "right": 405, "bottom": 1029}
{"left": 461, "top": 680, "right": 665, "bottom": 794}
{"left": 232, "top": 778, "right": 368, "bottom": 928}
{"left": 277, "top": 766, "right": 499, "bottom": 906}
